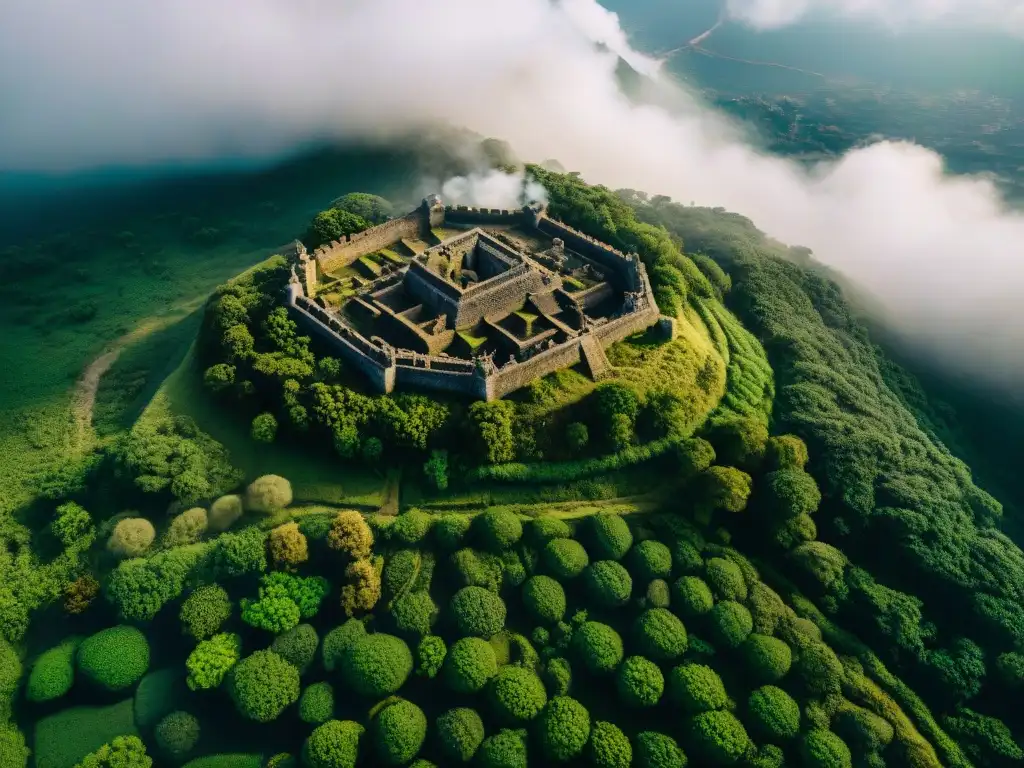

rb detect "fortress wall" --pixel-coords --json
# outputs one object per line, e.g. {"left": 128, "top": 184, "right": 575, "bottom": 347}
{"left": 405, "top": 262, "right": 461, "bottom": 319}
{"left": 455, "top": 266, "right": 549, "bottom": 328}
{"left": 537, "top": 218, "right": 641, "bottom": 291}
{"left": 491, "top": 338, "right": 585, "bottom": 399}
{"left": 592, "top": 306, "right": 661, "bottom": 346}
{"left": 576, "top": 282, "right": 614, "bottom": 310}
{"left": 396, "top": 365, "right": 488, "bottom": 399}
{"left": 316, "top": 211, "right": 423, "bottom": 272}
{"left": 444, "top": 206, "right": 528, "bottom": 227}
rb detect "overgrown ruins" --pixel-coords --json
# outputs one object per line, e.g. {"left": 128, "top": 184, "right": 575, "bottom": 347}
{"left": 287, "top": 195, "right": 661, "bottom": 400}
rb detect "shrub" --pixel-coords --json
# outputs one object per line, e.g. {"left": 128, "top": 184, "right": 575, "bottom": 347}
{"left": 996, "top": 651, "right": 1024, "bottom": 688}
{"left": 75, "top": 736, "right": 151, "bottom": 768}
{"left": 52, "top": 502, "right": 94, "bottom": 548}
{"left": 251, "top": 413, "right": 278, "bottom": 443}
{"left": 489, "top": 666, "right": 547, "bottom": 722}
{"left": 583, "top": 561, "right": 632, "bottom": 607}
{"left": 390, "top": 510, "right": 432, "bottom": 545}
{"left": 27, "top": 637, "right": 80, "bottom": 703}
{"left": 566, "top": 422, "right": 589, "bottom": 453}
{"left": 165, "top": 508, "right": 208, "bottom": 547}
{"left": 213, "top": 528, "right": 268, "bottom": 578}
{"left": 423, "top": 449, "right": 449, "bottom": 491}
{"left": 391, "top": 591, "right": 438, "bottom": 637}
{"left": 444, "top": 637, "right": 498, "bottom": 693}
{"left": 675, "top": 437, "right": 716, "bottom": 477}
{"left": 244, "top": 475, "right": 292, "bottom": 513}
{"left": 437, "top": 707, "right": 485, "bottom": 762}
{"left": 765, "top": 435, "right": 808, "bottom": 470}
{"left": 699, "top": 466, "right": 753, "bottom": 514}
{"left": 477, "top": 730, "right": 528, "bottom": 768}
{"left": 705, "top": 558, "right": 747, "bottom": 602}
{"left": 747, "top": 686, "right": 800, "bottom": 741}
{"left": 371, "top": 700, "right": 427, "bottom": 765}
{"left": 433, "top": 515, "right": 470, "bottom": 552}
{"left": 449, "top": 548, "right": 503, "bottom": 592}
{"left": 538, "top": 696, "right": 590, "bottom": 761}
{"left": 634, "top": 608, "right": 688, "bottom": 661}
{"left": 629, "top": 540, "right": 672, "bottom": 582}
{"left": 77, "top": 626, "right": 150, "bottom": 691}
{"left": 545, "top": 657, "right": 572, "bottom": 697}
{"left": 186, "top": 633, "right": 241, "bottom": 691}
{"left": 241, "top": 595, "right": 300, "bottom": 634}
{"left": 522, "top": 576, "right": 566, "bottom": 625}
{"left": 740, "top": 634, "right": 792, "bottom": 684}
{"left": 382, "top": 549, "right": 419, "bottom": 599}
{"left": 299, "top": 683, "right": 334, "bottom": 724}
{"left": 833, "top": 707, "right": 894, "bottom": 753}
{"left": 798, "top": 730, "right": 852, "bottom": 768}
{"left": 671, "top": 538, "right": 704, "bottom": 574}
{"left": 321, "top": 620, "right": 366, "bottom": 672}
{"left": 543, "top": 539, "right": 589, "bottom": 579}
{"left": 645, "top": 579, "right": 671, "bottom": 609}
{"left": 155, "top": 712, "right": 200, "bottom": 759}
{"left": 530, "top": 517, "right": 572, "bottom": 544}
{"left": 673, "top": 576, "right": 714, "bottom": 618}
{"left": 340, "top": 633, "right": 412, "bottom": 698}
{"left": 451, "top": 586, "right": 506, "bottom": 638}
{"left": 0, "top": 724, "right": 28, "bottom": 768}
{"left": 415, "top": 635, "right": 446, "bottom": 678}
{"left": 228, "top": 650, "right": 300, "bottom": 722}
{"left": 585, "top": 514, "right": 633, "bottom": 561}
{"left": 269, "top": 523, "right": 308, "bottom": 571}
{"left": 794, "top": 642, "right": 844, "bottom": 696}
{"left": 572, "top": 622, "right": 623, "bottom": 675}
{"left": 475, "top": 510, "right": 523, "bottom": 552}
{"left": 708, "top": 601, "right": 753, "bottom": 649}
{"left": 616, "top": 655, "right": 664, "bottom": 708}
{"left": 107, "top": 518, "right": 155, "bottom": 558}
{"left": 339, "top": 559, "right": 381, "bottom": 617}
{"left": 65, "top": 575, "right": 101, "bottom": 615}
{"left": 326, "top": 511, "right": 373, "bottom": 560}
{"left": 765, "top": 469, "right": 821, "bottom": 521}
{"left": 302, "top": 720, "right": 364, "bottom": 768}
{"left": 589, "top": 722, "right": 631, "bottom": 768}
{"left": 272, "top": 624, "right": 319, "bottom": 672}
{"left": 180, "top": 585, "right": 232, "bottom": 641}
{"left": 667, "top": 663, "right": 728, "bottom": 713}
{"left": 634, "top": 732, "right": 685, "bottom": 768}
{"left": 688, "top": 710, "right": 752, "bottom": 765}
{"left": 0, "top": 639, "right": 19, "bottom": 718}
{"left": 208, "top": 495, "right": 243, "bottom": 532}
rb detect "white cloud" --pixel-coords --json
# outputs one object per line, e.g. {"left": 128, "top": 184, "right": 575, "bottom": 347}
{"left": 1, "top": 0, "right": 1024, "bottom": 389}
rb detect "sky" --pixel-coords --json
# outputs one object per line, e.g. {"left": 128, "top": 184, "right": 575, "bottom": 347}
{"left": 1, "top": 0, "right": 1024, "bottom": 389}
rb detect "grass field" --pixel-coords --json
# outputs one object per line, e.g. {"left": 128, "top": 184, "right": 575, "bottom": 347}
{"left": 33, "top": 698, "right": 138, "bottom": 768}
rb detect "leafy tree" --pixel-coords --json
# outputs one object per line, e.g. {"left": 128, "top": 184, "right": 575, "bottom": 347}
{"left": 307, "top": 208, "right": 370, "bottom": 248}
{"left": 709, "top": 601, "right": 754, "bottom": 649}
{"left": 244, "top": 475, "right": 293, "bottom": 513}
{"left": 572, "top": 622, "right": 623, "bottom": 675}
{"left": 242, "top": 593, "right": 301, "bottom": 634}
{"left": 583, "top": 561, "right": 632, "bottom": 607}
{"left": 477, "top": 730, "right": 528, "bottom": 768}
{"left": 747, "top": 685, "right": 800, "bottom": 741}
{"left": 671, "top": 539, "right": 704, "bottom": 574}
{"left": 186, "top": 632, "right": 241, "bottom": 690}
{"left": 765, "top": 435, "right": 808, "bottom": 470}
{"left": 271, "top": 624, "right": 319, "bottom": 672}
{"left": 706, "top": 416, "right": 768, "bottom": 468}
{"left": 705, "top": 558, "right": 748, "bottom": 601}
{"left": 566, "top": 422, "right": 589, "bottom": 454}
{"left": 52, "top": 502, "right": 94, "bottom": 548}
{"left": 180, "top": 584, "right": 232, "bottom": 640}
{"left": 165, "top": 508, "right": 208, "bottom": 547}
{"left": 107, "top": 518, "right": 155, "bottom": 558}
{"left": 763, "top": 469, "right": 821, "bottom": 520}
{"left": 589, "top": 721, "right": 632, "bottom": 768}
{"left": 269, "top": 522, "right": 309, "bottom": 571}
{"left": 644, "top": 579, "right": 671, "bottom": 609}
{"left": 340, "top": 633, "right": 412, "bottom": 698}
{"left": 302, "top": 720, "right": 364, "bottom": 768}
{"left": 331, "top": 193, "right": 393, "bottom": 224}
{"left": 995, "top": 651, "right": 1024, "bottom": 688}
{"left": 423, "top": 450, "right": 449, "bottom": 491}
{"left": 209, "top": 494, "right": 244, "bottom": 532}
{"left": 65, "top": 574, "right": 101, "bottom": 615}
{"left": 675, "top": 438, "right": 716, "bottom": 478}
{"left": 699, "top": 467, "right": 753, "bottom": 515}
{"left": 322, "top": 619, "right": 367, "bottom": 672}
{"left": 522, "top": 576, "right": 566, "bottom": 624}
{"left": 668, "top": 663, "right": 728, "bottom": 713}
{"left": 0, "top": 724, "right": 29, "bottom": 768}
{"left": 75, "top": 736, "right": 151, "bottom": 768}
{"left": 434, "top": 514, "right": 470, "bottom": 551}
{"left": 213, "top": 527, "right": 268, "bottom": 578}
{"left": 634, "top": 608, "right": 688, "bottom": 661}
{"left": 475, "top": 509, "right": 523, "bottom": 552}
{"left": 203, "top": 363, "right": 236, "bottom": 393}
{"left": 543, "top": 539, "right": 589, "bottom": 579}
{"left": 688, "top": 710, "right": 752, "bottom": 765}
{"left": 469, "top": 401, "right": 517, "bottom": 464}
{"left": 629, "top": 540, "right": 672, "bottom": 582}
{"left": 585, "top": 514, "right": 633, "bottom": 561}
{"left": 443, "top": 637, "right": 498, "bottom": 694}
{"left": 920, "top": 637, "right": 986, "bottom": 706}
{"left": 616, "top": 655, "right": 664, "bottom": 707}
{"left": 77, "top": 625, "right": 150, "bottom": 691}
{"left": 26, "top": 636, "right": 80, "bottom": 703}
{"left": 228, "top": 649, "right": 300, "bottom": 722}
{"left": 450, "top": 586, "right": 507, "bottom": 638}
{"left": 391, "top": 591, "right": 438, "bottom": 637}
{"left": 943, "top": 708, "right": 1024, "bottom": 766}
{"left": 538, "top": 696, "right": 591, "bottom": 762}
{"left": 327, "top": 511, "right": 373, "bottom": 560}
{"left": 634, "top": 732, "right": 685, "bottom": 768}
{"left": 299, "top": 682, "right": 335, "bottom": 725}
{"left": 154, "top": 711, "right": 200, "bottom": 759}
{"left": 340, "top": 559, "right": 381, "bottom": 617}
{"left": 798, "top": 730, "right": 852, "bottom": 768}
{"left": 436, "top": 707, "right": 485, "bottom": 762}
{"left": 371, "top": 699, "right": 427, "bottom": 765}
{"left": 793, "top": 641, "right": 844, "bottom": 696}
{"left": 740, "top": 634, "right": 792, "bottom": 684}
{"left": 673, "top": 576, "right": 714, "bottom": 617}
{"left": 833, "top": 706, "right": 894, "bottom": 754}
{"left": 489, "top": 665, "right": 548, "bottom": 722}
{"left": 251, "top": 413, "right": 278, "bottom": 443}
{"left": 390, "top": 510, "right": 432, "bottom": 546}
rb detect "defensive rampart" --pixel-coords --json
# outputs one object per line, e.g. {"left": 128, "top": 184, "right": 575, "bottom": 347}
{"left": 315, "top": 212, "right": 423, "bottom": 273}
{"left": 444, "top": 205, "right": 530, "bottom": 227}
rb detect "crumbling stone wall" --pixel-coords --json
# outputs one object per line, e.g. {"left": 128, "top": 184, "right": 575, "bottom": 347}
{"left": 454, "top": 264, "right": 552, "bottom": 328}
{"left": 490, "top": 337, "right": 586, "bottom": 399}
{"left": 444, "top": 206, "right": 529, "bottom": 227}
{"left": 316, "top": 212, "right": 423, "bottom": 273}
{"left": 537, "top": 218, "right": 641, "bottom": 291}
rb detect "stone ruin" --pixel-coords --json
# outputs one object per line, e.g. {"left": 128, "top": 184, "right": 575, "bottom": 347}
{"left": 286, "top": 195, "right": 662, "bottom": 401}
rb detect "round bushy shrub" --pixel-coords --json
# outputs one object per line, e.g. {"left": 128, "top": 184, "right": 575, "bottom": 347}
{"left": 299, "top": 682, "right": 335, "bottom": 724}
{"left": 766, "top": 435, "right": 809, "bottom": 470}
{"left": 629, "top": 541, "right": 672, "bottom": 582}
{"left": 545, "top": 657, "right": 572, "bottom": 697}
{"left": 444, "top": 637, "right": 498, "bottom": 693}
{"left": 522, "top": 576, "right": 566, "bottom": 625}
{"left": 709, "top": 601, "right": 753, "bottom": 649}
{"left": 705, "top": 558, "right": 748, "bottom": 601}
{"left": 764, "top": 469, "right": 821, "bottom": 519}
{"left": 635, "top": 732, "right": 686, "bottom": 768}
{"left": 340, "top": 634, "right": 412, "bottom": 698}
{"left": 303, "top": 720, "right": 364, "bottom": 768}
{"left": 645, "top": 579, "right": 671, "bottom": 609}
{"left": 740, "top": 634, "right": 792, "bottom": 684}
{"left": 799, "top": 730, "right": 852, "bottom": 768}
{"left": 672, "top": 576, "right": 714, "bottom": 618}
{"left": 572, "top": 622, "right": 623, "bottom": 675}
{"left": 326, "top": 511, "right": 373, "bottom": 560}
{"left": 585, "top": 515, "right": 633, "bottom": 561}
{"left": 671, "top": 539, "right": 704, "bottom": 575}
{"left": 433, "top": 514, "right": 471, "bottom": 552}
{"left": 688, "top": 710, "right": 752, "bottom": 765}
{"left": 531, "top": 517, "right": 572, "bottom": 544}
{"left": 477, "top": 729, "right": 528, "bottom": 768}
{"left": 228, "top": 650, "right": 300, "bottom": 722}
{"left": 475, "top": 510, "right": 523, "bottom": 552}
{"left": 107, "top": 518, "right": 156, "bottom": 558}
{"left": 634, "top": 608, "right": 688, "bottom": 661}
{"left": 371, "top": 699, "right": 427, "bottom": 765}
{"left": 209, "top": 495, "right": 243, "bottom": 532}
{"left": 538, "top": 696, "right": 591, "bottom": 762}
{"left": 415, "top": 635, "right": 446, "bottom": 678}
{"left": 165, "top": 508, "right": 209, "bottom": 547}
{"left": 321, "top": 619, "right": 366, "bottom": 672}
{"left": 543, "top": 539, "right": 589, "bottom": 580}
{"left": 436, "top": 707, "right": 485, "bottom": 762}
{"left": 26, "top": 637, "right": 79, "bottom": 703}
{"left": 747, "top": 686, "right": 800, "bottom": 741}
{"left": 794, "top": 642, "right": 844, "bottom": 696}
{"left": 583, "top": 561, "right": 632, "bottom": 607}
{"left": 245, "top": 475, "right": 293, "bottom": 512}
{"left": 390, "top": 590, "right": 437, "bottom": 637}
{"left": 186, "top": 632, "right": 241, "bottom": 691}
{"left": 589, "top": 721, "right": 632, "bottom": 768}
{"left": 180, "top": 585, "right": 232, "bottom": 641}
{"left": 155, "top": 711, "right": 201, "bottom": 758}
{"left": 667, "top": 663, "right": 728, "bottom": 713}
{"left": 390, "top": 511, "right": 432, "bottom": 546}
{"left": 616, "top": 656, "right": 664, "bottom": 708}
{"left": 271, "top": 624, "right": 319, "bottom": 672}
{"left": 0, "top": 724, "right": 28, "bottom": 768}
{"left": 269, "top": 522, "right": 309, "bottom": 570}
{"left": 77, "top": 625, "right": 150, "bottom": 691}
{"left": 489, "top": 666, "right": 547, "bottom": 722}
{"left": 833, "top": 707, "right": 894, "bottom": 753}
{"left": 450, "top": 586, "right": 506, "bottom": 638}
